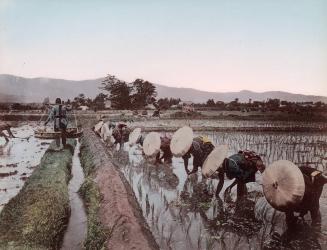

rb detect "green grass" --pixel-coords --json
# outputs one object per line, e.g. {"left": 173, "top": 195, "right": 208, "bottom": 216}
{"left": 0, "top": 140, "right": 76, "bottom": 249}
{"left": 79, "top": 137, "right": 108, "bottom": 250}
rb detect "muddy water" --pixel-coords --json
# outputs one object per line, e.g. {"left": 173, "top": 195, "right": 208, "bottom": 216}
{"left": 0, "top": 124, "right": 50, "bottom": 212}
{"left": 61, "top": 141, "right": 87, "bottom": 250}
{"left": 113, "top": 132, "right": 327, "bottom": 250}
{"left": 131, "top": 119, "right": 327, "bottom": 130}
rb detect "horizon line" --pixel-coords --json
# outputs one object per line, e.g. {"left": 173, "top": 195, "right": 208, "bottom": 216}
{"left": 0, "top": 73, "right": 325, "bottom": 98}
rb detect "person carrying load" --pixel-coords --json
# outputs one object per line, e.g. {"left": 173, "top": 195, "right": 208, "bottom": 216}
{"left": 170, "top": 126, "right": 214, "bottom": 175}
{"left": 262, "top": 160, "right": 327, "bottom": 227}
{"left": 44, "top": 97, "right": 68, "bottom": 149}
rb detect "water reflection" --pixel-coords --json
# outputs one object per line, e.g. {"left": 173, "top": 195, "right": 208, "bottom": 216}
{"left": 0, "top": 124, "right": 50, "bottom": 212}
{"left": 112, "top": 132, "right": 327, "bottom": 250}
{"left": 263, "top": 223, "right": 323, "bottom": 250}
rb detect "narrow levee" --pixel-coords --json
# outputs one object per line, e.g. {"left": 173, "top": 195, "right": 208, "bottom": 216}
{"left": 79, "top": 129, "right": 159, "bottom": 250}
{"left": 61, "top": 141, "right": 87, "bottom": 250}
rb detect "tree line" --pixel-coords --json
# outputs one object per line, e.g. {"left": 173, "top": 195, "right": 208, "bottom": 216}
{"left": 198, "top": 98, "right": 327, "bottom": 113}
{"left": 0, "top": 73, "right": 326, "bottom": 114}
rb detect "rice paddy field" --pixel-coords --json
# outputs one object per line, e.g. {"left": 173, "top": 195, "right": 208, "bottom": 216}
{"left": 112, "top": 130, "right": 327, "bottom": 250}
{"left": 1, "top": 119, "right": 327, "bottom": 249}
{"left": 0, "top": 123, "right": 50, "bottom": 212}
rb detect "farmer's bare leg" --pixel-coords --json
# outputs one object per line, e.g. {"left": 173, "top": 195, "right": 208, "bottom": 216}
{"left": 155, "top": 152, "right": 161, "bottom": 164}
{"left": 215, "top": 171, "right": 225, "bottom": 198}
{"left": 0, "top": 132, "right": 9, "bottom": 142}
{"left": 224, "top": 179, "right": 237, "bottom": 195}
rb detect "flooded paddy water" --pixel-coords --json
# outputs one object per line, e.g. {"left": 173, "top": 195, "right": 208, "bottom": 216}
{"left": 2, "top": 121, "right": 327, "bottom": 249}
{"left": 131, "top": 119, "right": 327, "bottom": 131}
{"left": 0, "top": 123, "right": 50, "bottom": 212}
{"left": 112, "top": 131, "right": 327, "bottom": 250}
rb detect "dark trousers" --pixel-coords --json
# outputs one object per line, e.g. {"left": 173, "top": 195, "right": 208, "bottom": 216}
{"left": 54, "top": 127, "right": 67, "bottom": 147}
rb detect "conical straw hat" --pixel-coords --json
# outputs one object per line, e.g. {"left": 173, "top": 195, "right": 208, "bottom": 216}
{"left": 143, "top": 132, "right": 161, "bottom": 156}
{"left": 101, "top": 123, "right": 112, "bottom": 141}
{"left": 170, "top": 126, "right": 193, "bottom": 157}
{"left": 202, "top": 145, "right": 229, "bottom": 178}
{"left": 262, "top": 160, "right": 305, "bottom": 212}
{"left": 129, "top": 128, "right": 142, "bottom": 145}
{"left": 94, "top": 121, "right": 104, "bottom": 134}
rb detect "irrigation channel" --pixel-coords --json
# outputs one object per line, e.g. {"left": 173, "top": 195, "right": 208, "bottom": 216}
{"left": 61, "top": 141, "right": 87, "bottom": 250}
{"left": 0, "top": 124, "right": 87, "bottom": 249}
{"left": 111, "top": 131, "right": 327, "bottom": 250}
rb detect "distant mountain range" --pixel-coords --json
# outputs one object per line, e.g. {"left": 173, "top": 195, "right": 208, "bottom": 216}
{"left": 0, "top": 74, "right": 326, "bottom": 103}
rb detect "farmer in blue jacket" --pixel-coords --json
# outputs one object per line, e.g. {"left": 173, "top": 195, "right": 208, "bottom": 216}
{"left": 44, "top": 98, "right": 68, "bottom": 149}
{"left": 215, "top": 150, "right": 265, "bottom": 200}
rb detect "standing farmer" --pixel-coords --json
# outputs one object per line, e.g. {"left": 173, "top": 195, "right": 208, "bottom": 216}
{"left": 44, "top": 98, "right": 68, "bottom": 149}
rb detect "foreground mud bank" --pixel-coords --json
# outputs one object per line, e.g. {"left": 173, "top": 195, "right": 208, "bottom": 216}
{"left": 79, "top": 129, "right": 159, "bottom": 250}
{"left": 0, "top": 140, "right": 76, "bottom": 249}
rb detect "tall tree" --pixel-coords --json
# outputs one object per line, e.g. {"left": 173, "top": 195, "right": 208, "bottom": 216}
{"left": 72, "top": 93, "right": 86, "bottom": 108}
{"left": 206, "top": 99, "right": 215, "bottom": 107}
{"left": 131, "top": 79, "right": 157, "bottom": 108}
{"left": 93, "top": 93, "right": 108, "bottom": 110}
{"left": 101, "top": 74, "right": 132, "bottom": 109}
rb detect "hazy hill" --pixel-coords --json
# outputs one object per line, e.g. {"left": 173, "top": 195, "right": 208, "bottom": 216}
{"left": 0, "top": 74, "right": 326, "bottom": 103}
{"left": 0, "top": 74, "right": 102, "bottom": 103}
{"left": 155, "top": 85, "right": 327, "bottom": 103}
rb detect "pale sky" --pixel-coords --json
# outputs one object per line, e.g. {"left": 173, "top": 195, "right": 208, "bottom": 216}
{"left": 0, "top": 0, "right": 326, "bottom": 95}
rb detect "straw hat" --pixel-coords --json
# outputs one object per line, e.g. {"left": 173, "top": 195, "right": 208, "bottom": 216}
{"left": 101, "top": 123, "right": 112, "bottom": 141}
{"left": 129, "top": 128, "right": 142, "bottom": 146}
{"left": 94, "top": 121, "right": 104, "bottom": 134}
{"left": 143, "top": 132, "right": 161, "bottom": 156}
{"left": 202, "top": 145, "right": 229, "bottom": 178}
{"left": 170, "top": 126, "right": 194, "bottom": 157}
{"left": 262, "top": 160, "right": 305, "bottom": 212}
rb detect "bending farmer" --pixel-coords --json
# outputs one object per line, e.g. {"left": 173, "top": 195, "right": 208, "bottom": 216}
{"left": 156, "top": 135, "right": 173, "bottom": 164}
{"left": 286, "top": 166, "right": 327, "bottom": 227}
{"left": 0, "top": 123, "right": 16, "bottom": 142}
{"left": 182, "top": 136, "right": 215, "bottom": 175}
{"left": 215, "top": 150, "right": 265, "bottom": 200}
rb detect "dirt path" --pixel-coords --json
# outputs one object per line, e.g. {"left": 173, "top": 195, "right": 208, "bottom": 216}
{"left": 81, "top": 129, "right": 159, "bottom": 250}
